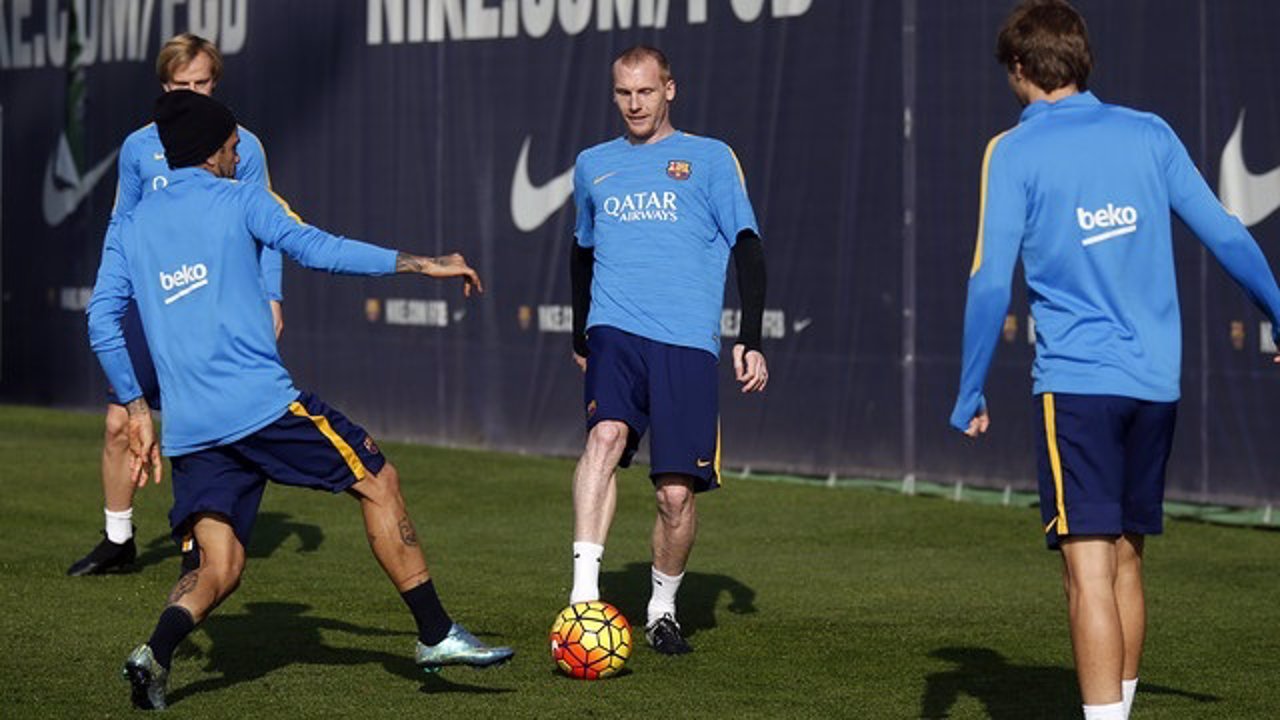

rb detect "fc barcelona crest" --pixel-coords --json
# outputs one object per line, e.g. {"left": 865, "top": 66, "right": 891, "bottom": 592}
{"left": 666, "top": 160, "right": 692, "bottom": 180}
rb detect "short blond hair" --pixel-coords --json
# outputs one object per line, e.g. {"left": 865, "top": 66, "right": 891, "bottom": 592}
{"left": 155, "top": 33, "right": 222, "bottom": 85}
{"left": 613, "top": 45, "right": 672, "bottom": 84}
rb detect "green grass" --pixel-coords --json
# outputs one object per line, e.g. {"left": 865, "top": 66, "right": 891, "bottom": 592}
{"left": 2, "top": 404, "right": 1278, "bottom": 718}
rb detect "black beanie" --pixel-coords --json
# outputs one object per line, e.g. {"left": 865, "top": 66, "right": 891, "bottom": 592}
{"left": 154, "top": 89, "right": 237, "bottom": 170}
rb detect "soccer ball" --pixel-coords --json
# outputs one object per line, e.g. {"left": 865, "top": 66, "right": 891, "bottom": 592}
{"left": 549, "top": 601, "right": 632, "bottom": 679}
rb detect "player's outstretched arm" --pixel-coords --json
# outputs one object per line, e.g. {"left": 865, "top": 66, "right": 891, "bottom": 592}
{"left": 395, "top": 252, "right": 483, "bottom": 296}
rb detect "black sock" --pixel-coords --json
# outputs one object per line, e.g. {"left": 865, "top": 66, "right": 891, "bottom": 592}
{"left": 401, "top": 579, "right": 453, "bottom": 645}
{"left": 147, "top": 606, "right": 196, "bottom": 669}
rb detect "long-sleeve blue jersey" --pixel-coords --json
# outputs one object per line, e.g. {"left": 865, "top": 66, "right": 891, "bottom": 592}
{"left": 111, "top": 123, "right": 283, "bottom": 299}
{"left": 951, "top": 91, "right": 1280, "bottom": 431}
{"left": 88, "top": 167, "right": 397, "bottom": 455}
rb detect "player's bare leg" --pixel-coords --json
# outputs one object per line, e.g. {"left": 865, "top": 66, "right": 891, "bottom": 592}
{"left": 69, "top": 405, "right": 139, "bottom": 575}
{"left": 349, "top": 461, "right": 513, "bottom": 670}
{"left": 123, "top": 515, "right": 244, "bottom": 711}
{"left": 1060, "top": 537, "right": 1124, "bottom": 707}
{"left": 1115, "top": 533, "right": 1145, "bottom": 714}
{"left": 349, "top": 462, "right": 430, "bottom": 591}
{"left": 570, "top": 420, "right": 627, "bottom": 603}
{"left": 646, "top": 474, "right": 697, "bottom": 654}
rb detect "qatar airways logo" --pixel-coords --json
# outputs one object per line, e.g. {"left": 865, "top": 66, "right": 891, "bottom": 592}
{"left": 603, "top": 191, "right": 678, "bottom": 223}
{"left": 1076, "top": 203, "right": 1139, "bottom": 247}
{"left": 160, "top": 263, "right": 209, "bottom": 304}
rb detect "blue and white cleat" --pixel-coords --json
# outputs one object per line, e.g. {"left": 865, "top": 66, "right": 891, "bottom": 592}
{"left": 122, "top": 644, "right": 169, "bottom": 710}
{"left": 415, "top": 623, "right": 514, "bottom": 672}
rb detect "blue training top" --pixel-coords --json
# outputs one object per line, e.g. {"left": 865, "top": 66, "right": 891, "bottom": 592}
{"left": 112, "top": 123, "right": 283, "bottom": 300}
{"left": 573, "top": 131, "right": 759, "bottom": 357}
{"left": 88, "top": 167, "right": 397, "bottom": 455}
{"left": 951, "top": 91, "right": 1280, "bottom": 431}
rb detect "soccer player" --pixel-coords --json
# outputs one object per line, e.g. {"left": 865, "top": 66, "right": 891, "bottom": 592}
{"left": 87, "top": 91, "right": 513, "bottom": 711}
{"left": 568, "top": 46, "right": 769, "bottom": 655}
{"left": 950, "top": 2, "right": 1280, "bottom": 718}
{"left": 68, "top": 33, "right": 281, "bottom": 577}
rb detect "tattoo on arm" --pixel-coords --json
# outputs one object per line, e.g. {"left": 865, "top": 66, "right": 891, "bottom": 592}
{"left": 397, "top": 515, "right": 419, "bottom": 547}
{"left": 168, "top": 570, "right": 199, "bottom": 605}
{"left": 395, "top": 253, "right": 433, "bottom": 274}
{"left": 125, "top": 397, "right": 150, "bottom": 416}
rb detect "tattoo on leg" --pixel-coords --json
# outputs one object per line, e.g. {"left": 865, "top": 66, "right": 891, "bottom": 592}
{"left": 168, "top": 570, "right": 199, "bottom": 605}
{"left": 398, "top": 515, "right": 419, "bottom": 547}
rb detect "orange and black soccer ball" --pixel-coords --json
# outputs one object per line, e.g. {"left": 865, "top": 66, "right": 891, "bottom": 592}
{"left": 549, "top": 601, "right": 632, "bottom": 679}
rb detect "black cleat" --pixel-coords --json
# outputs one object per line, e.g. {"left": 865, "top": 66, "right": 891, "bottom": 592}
{"left": 67, "top": 531, "right": 137, "bottom": 576}
{"left": 644, "top": 614, "right": 693, "bottom": 655}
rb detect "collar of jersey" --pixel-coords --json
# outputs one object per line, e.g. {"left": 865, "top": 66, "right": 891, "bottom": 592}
{"left": 616, "top": 130, "right": 684, "bottom": 149}
{"left": 165, "top": 166, "right": 217, "bottom": 185}
{"left": 1020, "top": 90, "right": 1100, "bottom": 122}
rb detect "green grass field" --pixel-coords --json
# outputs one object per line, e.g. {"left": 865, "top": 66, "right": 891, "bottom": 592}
{"left": 2, "top": 405, "right": 1278, "bottom": 718}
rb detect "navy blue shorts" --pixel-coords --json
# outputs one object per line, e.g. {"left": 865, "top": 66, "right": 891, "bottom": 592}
{"left": 106, "top": 301, "right": 162, "bottom": 409}
{"left": 1035, "top": 393, "right": 1176, "bottom": 550}
{"left": 584, "top": 325, "right": 721, "bottom": 492}
{"left": 168, "top": 392, "right": 386, "bottom": 547}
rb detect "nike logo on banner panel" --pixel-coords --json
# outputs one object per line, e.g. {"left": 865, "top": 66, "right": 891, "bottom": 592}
{"left": 511, "top": 136, "right": 574, "bottom": 232}
{"left": 1219, "top": 109, "right": 1280, "bottom": 228}
{"left": 42, "top": 134, "right": 119, "bottom": 226}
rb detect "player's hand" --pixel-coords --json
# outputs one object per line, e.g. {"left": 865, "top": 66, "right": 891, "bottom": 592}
{"left": 733, "top": 344, "right": 768, "bottom": 393}
{"left": 573, "top": 352, "right": 587, "bottom": 373}
{"left": 127, "top": 410, "right": 163, "bottom": 487}
{"left": 427, "top": 253, "right": 484, "bottom": 297}
{"left": 964, "top": 408, "right": 990, "bottom": 438}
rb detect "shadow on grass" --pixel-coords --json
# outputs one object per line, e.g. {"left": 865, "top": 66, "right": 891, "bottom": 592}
{"left": 135, "top": 511, "right": 325, "bottom": 570}
{"left": 920, "top": 646, "right": 1220, "bottom": 719}
{"left": 165, "top": 601, "right": 512, "bottom": 706}
{"left": 600, "top": 562, "right": 757, "bottom": 637}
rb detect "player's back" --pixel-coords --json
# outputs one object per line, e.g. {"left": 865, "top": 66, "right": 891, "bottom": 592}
{"left": 998, "top": 92, "right": 1184, "bottom": 401}
{"left": 117, "top": 169, "right": 296, "bottom": 454}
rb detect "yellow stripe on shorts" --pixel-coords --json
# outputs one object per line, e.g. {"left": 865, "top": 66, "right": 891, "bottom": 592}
{"left": 1043, "top": 393, "right": 1068, "bottom": 536}
{"left": 288, "top": 401, "right": 369, "bottom": 481}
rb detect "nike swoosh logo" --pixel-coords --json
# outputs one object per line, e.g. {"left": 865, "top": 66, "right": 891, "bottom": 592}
{"left": 42, "top": 134, "right": 120, "bottom": 226}
{"left": 593, "top": 171, "right": 618, "bottom": 185}
{"left": 696, "top": 459, "right": 712, "bottom": 468}
{"left": 792, "top": 317, "right": 813, "bottom": 334}
{"left": 153, "top": 152, "right": 165, "bottom": 160}
{"left": 1218, "top": 109, "right": 1280, "bottom": 228}
{"left": 511, "top": 135, "right": 574, "bottom": 232}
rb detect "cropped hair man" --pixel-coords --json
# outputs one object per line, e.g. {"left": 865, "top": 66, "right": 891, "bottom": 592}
{"left": 568, "top": 45, "right": 769, "bottom": 655}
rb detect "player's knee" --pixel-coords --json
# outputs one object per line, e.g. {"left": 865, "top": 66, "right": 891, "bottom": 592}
{"left": 367, "top": 462, "right": 403, "bottom": 504}
{"left": 654, "top": 481, "right": 694, "bottom": 521}
{"left": 588, "top": 421, "right": 628, "bottom": 455}
{"left": 103, "top": 408, "right": 130, "bottom": 449}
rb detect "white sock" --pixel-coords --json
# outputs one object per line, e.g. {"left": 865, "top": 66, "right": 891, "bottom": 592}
{"left": 1082, "top": 701, "right": 1126, "bottom": 720}
{"left": 104, "top": 507, "right": 134, "bottom": 544}
{"left": 646, "top": 567, "right": 684, "bottom": 626}
{"left": 569, "top": 542, "right": 604, "bottom": 604}
{"left": 1122, "top": 678, "right": 1138, "bottom": 718}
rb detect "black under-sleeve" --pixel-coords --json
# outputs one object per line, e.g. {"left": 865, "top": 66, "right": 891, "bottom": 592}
{"left": 570, "top": 241, "right": 594, "bottom": 357}
{"left": 733, "top": 230, "right": 767, "bottom": 351}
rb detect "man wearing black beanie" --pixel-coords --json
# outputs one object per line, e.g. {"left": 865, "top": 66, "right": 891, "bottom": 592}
{"left": 69, "top": 34, "right": 286, "bottom": 581}
{"left": 89, "top": 82, "right": 514, "bottom": 712}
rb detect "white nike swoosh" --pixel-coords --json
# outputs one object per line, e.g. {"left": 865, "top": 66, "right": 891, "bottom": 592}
{"left": 153, "top": 152, "right": 165, "bottom": 160}
{"left": 1218, "top": 109, "right": 1280, "bottom": 228}
{"left": 42, "top": 134, "right": 120, "bottom": 226}
{"left": 511, "top": 135, "right": 574, "bottom": 232}
{"left": 792, "top": 317, "right": 813, "bottom": 334}
{"left": 593, "top": 171, "right": 618, "bottom": 185}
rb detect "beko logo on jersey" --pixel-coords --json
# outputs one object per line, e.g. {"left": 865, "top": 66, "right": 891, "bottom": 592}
{"left": 1076, "top": 203, "right": 1139, "bottom": 246}
{"left": 603, "top": 191, "right": 678, "bottom": 223}
{"left": 160, "top": 263, "right": 209, "bottom": 304}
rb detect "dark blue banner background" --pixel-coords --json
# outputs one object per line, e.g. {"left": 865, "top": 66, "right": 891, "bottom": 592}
{"left": 3, "top": 1, "right": 1277, "bottom": 504}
